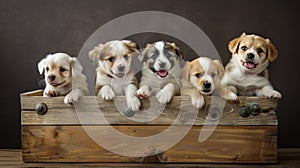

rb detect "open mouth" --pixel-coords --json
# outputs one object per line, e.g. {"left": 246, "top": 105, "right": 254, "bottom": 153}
{"left": 150, "top": 67, "right": 169, "bottom": 78}
{"left": 200, "top": 89, "right": 212, "bottom": 95}
{"left": 49, "top": 81, "right": 65, "bottom": 87}
{"left": 114, "top": 73, "right": 125, "bottom": 78}
{"left": 241, "top": 60, "right": 258, "bottom": 69}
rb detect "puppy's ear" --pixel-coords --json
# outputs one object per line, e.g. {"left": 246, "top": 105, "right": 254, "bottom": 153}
{"left": 182, "top": 62, "right": 191, "bottom": 81}
{"left": 123, "top": 40, "right": 140, "bottom": 54}
{"left": 70, "top": 57, "right": 83, "bottom": 79}
{"left": 38, "top": 57, "right": 47, "bottom": 75}
{"left": 213, "top": 59, "right": 225, "bottom": 77}
{"left": 266, "top": 39, "right": 278, "bottom": 62}
{"left": 88, "top": 44, "right": 104, "bottom": 63}
{"left": 166, "top": 42, "right": 184, "bottom": 59}
{"left": 139, "top": 44, "right": 152, "bottom": 62}
{"left": 228, "top": 32, "right": 246, "bottom": 54}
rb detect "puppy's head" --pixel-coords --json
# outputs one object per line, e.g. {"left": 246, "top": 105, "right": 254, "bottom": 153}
{"left": 38, "top": 53, "right": 82, "bottom": 88}
{"left": 228, "top": 33, "right": 278, "bottom": 73}
{"left": 182, "top": 57, "right": 224, "bottom": 95}
{"left": 139, "top": 41, "right": 183, "bottom": 78}
{"left": 88, "top": 40, "right": 139, "bottom": 78}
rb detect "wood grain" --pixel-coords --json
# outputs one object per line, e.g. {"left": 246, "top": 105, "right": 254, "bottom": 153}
{"left": 22, "top": 125, "right": 277, "bottom": 163}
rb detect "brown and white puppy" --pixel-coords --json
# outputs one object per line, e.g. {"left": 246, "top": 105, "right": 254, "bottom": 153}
{"left": 136, "top": 41, "right": 183, "bottom": 104}
{"left": 38, "top": 53, "right": 89, "bottom": 104}
{"left": 181, "top": 57, "right": 237, "bottom": 108}
{"left": 221, "top": 33, "right": 281, "bottom": 98}
{"left": 89, "top": 40, "right": 141, "bottom": 111}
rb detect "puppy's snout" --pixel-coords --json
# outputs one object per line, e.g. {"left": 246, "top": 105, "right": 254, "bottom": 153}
{"left": 117, "top": 65, "right": 125, "bottom": 72}
{"left": 247, "top": 53, "right": 255, "bottom": 59}
{"left": 159, "top": 62, "right": 166, "bottom": 68}
{"left": 203, "top": 81, "right": 211, "bottom": 89}
{"left": 48, "top": 75, "right": 56, "bottom": 81}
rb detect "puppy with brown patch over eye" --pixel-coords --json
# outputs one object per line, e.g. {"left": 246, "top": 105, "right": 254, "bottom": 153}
{"left": 181, "top": 57, "right": 237, "bottom": 108}
{"left": 89, "top": 40, "right": 141, "bottom": 111}
{"left": 136, "top": 41, "right": 183, "bottom": 104}
{"left": 38, "top": 53, "right": 89, "bottom": 104}
{"left": 221, "top": 33, "right": 281, "bottom": 99}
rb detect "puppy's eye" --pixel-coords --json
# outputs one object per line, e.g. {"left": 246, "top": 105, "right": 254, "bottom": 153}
{"left": 257, "top": 48, "right": 264, "bottom": 54}
{"left": 59, "top": 67, "right": 66, "bottom": 72}
{"left": 107, "top": 57, "right": 115, "bottom": 62}
{"left": 241, "top": 46, "right": 247, "bottom": 51}
{"left": 195, "top": 73, "right": 201, "bottom": 78}
{"left": 211, "top": 72, "right": 216, "bottom": 77}
{"left": 45, "top": 67, "right": 49, "bottom": 71}
{"left": 124, "top": 55, "right": 129, "bottom": 60}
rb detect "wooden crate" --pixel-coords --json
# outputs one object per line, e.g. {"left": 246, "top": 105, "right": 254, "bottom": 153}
{"left": 20, "top": 90, "right": 278, "bottom": 163}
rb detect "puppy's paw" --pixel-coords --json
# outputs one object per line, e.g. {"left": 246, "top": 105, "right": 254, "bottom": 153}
{"left": 44, "top": 89, "right": 58, "bottom": 97}
{"left": 136, "top": 87, "right": 150, "bottom": 99}
{"left": 265, "top": 90, "right": 282, "bottom": 99}
{"left": 191, "top": 95, "right": 205, "bottom": 109}
{"left": 127, "top": 96, "right": 141, "bottom": 111}
{"left": 64, "top": 93, "right": 80, "bottom": 104}
{"left": 99, "top": 86, "right": 115, "bottom": 100}
{"left": 156, "top": 90, "right": 173, "bottom": 104}
{"left": 225, "top": 91, "right": 238, "bottom": 101}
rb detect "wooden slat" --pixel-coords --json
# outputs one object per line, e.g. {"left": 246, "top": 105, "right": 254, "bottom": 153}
{"left": 22, "top": 125, "right": 277, "bottom": 163}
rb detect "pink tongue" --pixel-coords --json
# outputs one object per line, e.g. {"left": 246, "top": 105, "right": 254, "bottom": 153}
{"left": 245, "top": 62, "right": 254, "bottom": 69}
{"left": 158, "top": 70, "right": 168, "bottom": 77}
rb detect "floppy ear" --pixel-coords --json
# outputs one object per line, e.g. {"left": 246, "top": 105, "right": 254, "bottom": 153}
{"left": 70, "top": 57, "right": 83, "bottom": 79}
{"left": 166, "top": 42, "right": 184, "bottom": 59}
{"left": 139, "top": 44, "right": 152, "bottom": 62}
{"left": 38, "top": 57, "right": 47, "bottom": 75}
{"left": 228, "top": 32, "right": 246, "bottom": 54}
{"left": 182, "top": 62, "right": 191, "bottom": 81}
{"left": 88, "top": 44, "right": 104, "bottom": 63}
{"left": 213, "top": 59, "right": 225, "bottom": 77}
{"left": 266, "top": 39, "right": 278, "bottom": 62}
{"left": 123, "top": 40, "right": 140, "bottom": 54}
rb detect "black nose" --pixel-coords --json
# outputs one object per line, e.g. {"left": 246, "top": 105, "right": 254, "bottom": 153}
{"left": 247, "top": 53, "right": 255, "bottom": 59}
{"left": 48, "top": 75, "right": 56, "bottom": 81}
{"left": 203, "top": 81, "right": 211, "bottom": 89}
{"left": 159, "top": 62, "right": 166, "bottom": 68}
{"left": 118, "top": 65, "right": 125, "bottom": 72}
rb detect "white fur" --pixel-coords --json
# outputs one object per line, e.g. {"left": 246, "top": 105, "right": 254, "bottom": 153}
{"left": 38, "top": 53, "right": 89, "bottom": 104}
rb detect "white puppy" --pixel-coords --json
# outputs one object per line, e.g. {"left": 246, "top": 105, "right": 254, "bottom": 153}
{"left": 222, "top": 33, "right": 281, "bottom": 99}
{"left": 136, "top": 41, "right": 183, "bottom": 104}
{"left": 89, "top": 40, "right": 141, "bottom": 111}
{"left": 38, "top": 53, "right": 89, "bottom": 104}
{"left": 181, "top": 57, "right": 237, "bottom": 108}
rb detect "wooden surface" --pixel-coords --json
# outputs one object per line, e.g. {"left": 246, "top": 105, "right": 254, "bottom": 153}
{"left": 21, "top": 90, "right": 278, "bottom": 126}
{"left": 0, "top": 148, "right": 299, "bottom": 168}
{"left": 22, "top": 125, "right": 277, "bottom": 163}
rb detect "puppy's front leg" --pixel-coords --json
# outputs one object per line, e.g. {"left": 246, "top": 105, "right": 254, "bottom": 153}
{"left": 156, "top": 83, "right": 175, "bottom": 104}
{"left": 99, "top": 85, "right": 116, "bottom": 100}
{"left": 136, "top": 85, "right": 151, "bottom": 99}
{"left": 181, "top": 88, "right": 204, "bottom": 109}
{"left": 64, "top": 88, "right": 85, "bottom": 104}
{"left": 257, "top": 85, "right": 282, "bottom": 99}
{"left": 44, "top": 87, "right": 58, "bottom": 97}
{"left": 124, "top": 84, "right": 141, "bottom": 111}
{"left": 214, "top": 87, "right": 238, "bottom": 101}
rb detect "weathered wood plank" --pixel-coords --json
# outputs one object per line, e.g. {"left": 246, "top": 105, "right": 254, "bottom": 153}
{"left": 21, "top": 91, "right": 278, "bottom": 126}
{"left": 22, "top": 125, "right": 277, "bottom": 163}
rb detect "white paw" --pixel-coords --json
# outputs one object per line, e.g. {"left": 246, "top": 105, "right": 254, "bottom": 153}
{"left": 191, "top": 95, "right": 205, "bottom": 109}
{"left": 64, "top": 93, "right": 78, "bottom": 104}
{"left": 99, "top": 86, "right": 115, "bottom": 100}
{"left": 156, "top": 90, "right": 173, "bottom": 104}
{"left": 265, "top": 90, "right": 282, "bottom": 99}
{"left": 44, "top": 89, "right": 58, "bottom": 97}
{"left": 127, "top": 96, "right": 141, "bottom": 111}
{"left": 136, "top": 87, "right": 150, "bottom": 99}
{"left": 225, "top": 91, "right": 238, "bottom": 101}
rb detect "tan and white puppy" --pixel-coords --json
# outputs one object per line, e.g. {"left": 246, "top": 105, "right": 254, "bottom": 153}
{"left": 89, "top": 40, "right": 141, "bottom": 111}
{"left": 221, "top": 33, "right": 281, "bottom": 98}
{"left": 38, "top": 53, "right": 89, "bottom": 104}
{"left": 136, "top": 41, "right": 183, "bottom": 104}
{"left": 182, "top": 57, "right": 237, "bottom": 108}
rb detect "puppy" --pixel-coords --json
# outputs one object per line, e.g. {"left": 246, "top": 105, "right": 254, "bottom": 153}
{"left": 181, "top": 57, "right": 237, "bottom": 108}
{"left": 221, "top": 33, "right": 281, "bottom": 98}
{"left": 89, "top": 40, "right": 141, "bottom": 111}
{"left": 38, "top": 53, "right": 89, "bottom": 104}
{"left": 136, "top": 41, "right": 183, "bottom": 104}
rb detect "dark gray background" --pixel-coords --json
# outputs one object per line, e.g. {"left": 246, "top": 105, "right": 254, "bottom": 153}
{"left": 0, "top": 0, "right": 299, "bottom": 148}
